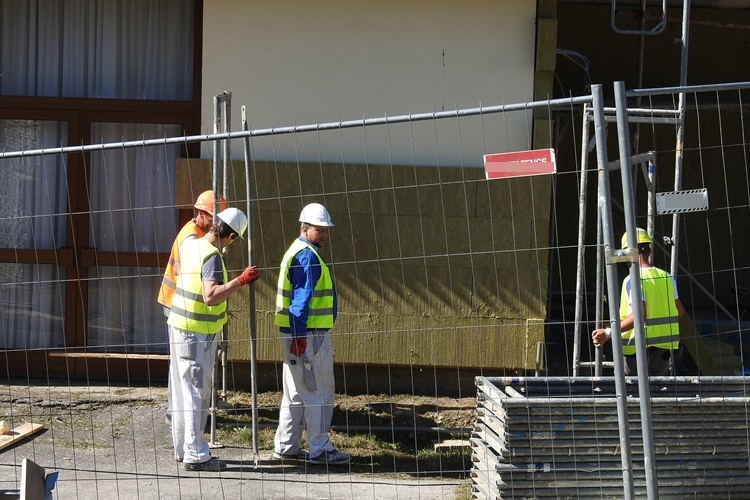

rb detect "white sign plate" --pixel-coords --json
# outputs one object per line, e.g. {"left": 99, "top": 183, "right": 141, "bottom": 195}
{"left": 656, "top": 189, "right": 709, "bottom": 214}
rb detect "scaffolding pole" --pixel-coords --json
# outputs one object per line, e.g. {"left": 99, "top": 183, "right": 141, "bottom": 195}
{"left": 209, "top": 90, "right": 232, "bottom": 449}
{"left": 241, "top": 106, "right": 261, "bottom": 467}
{"left": 592, "top": 83, "right": 636, "bottom": 500}
{"left": 614, "top": 80, "right": 659, "bottom": 499}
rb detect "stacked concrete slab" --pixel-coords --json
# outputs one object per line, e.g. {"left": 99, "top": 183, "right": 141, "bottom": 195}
{"left": 472, "top": 376, "right": 750, "bottom": 498}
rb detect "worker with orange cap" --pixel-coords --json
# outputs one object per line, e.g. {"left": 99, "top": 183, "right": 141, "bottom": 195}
{"left": 158, "top": 190, "right": 227, "bottom": 423}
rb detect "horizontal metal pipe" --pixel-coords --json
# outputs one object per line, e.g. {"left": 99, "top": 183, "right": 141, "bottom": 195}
{"left": 625, "top": 80, "right": 750, "bottom": 97}
{"left": 0, "top": 95, "right": 593, "bottom": 159}
{"left": 483, "top": 376, "right": 750, "bottom": 385}
{"left": 246, "top": 420, "right": 471, "bottom": 434}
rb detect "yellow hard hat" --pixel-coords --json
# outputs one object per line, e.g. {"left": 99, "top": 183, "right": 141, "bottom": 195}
{"left": 621, "top": 227, "right": 652, "bottom": 249}
{"left": 194, "top": 190, "right": 227, "bottom": 215}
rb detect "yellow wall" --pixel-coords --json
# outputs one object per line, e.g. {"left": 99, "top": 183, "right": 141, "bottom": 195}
{"left": 176, "top": 158, "right": 549, "bottom": 370}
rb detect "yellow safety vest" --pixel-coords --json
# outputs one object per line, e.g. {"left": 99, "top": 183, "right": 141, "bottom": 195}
{"left": 167, "top": 238, "right": 228, "bottom": 335}
{"left": 274, "top": 238, "right": 334, "bottom": 330}
{"left": 619, "top": 267, "right": 680, "bottom": 355}
{"left": 157, "top": 221, "right": 204, "bottom": 308}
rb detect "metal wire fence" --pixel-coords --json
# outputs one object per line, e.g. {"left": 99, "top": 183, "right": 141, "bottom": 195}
{"left": 0, "top": 81, "right": 749, "bottom": 498}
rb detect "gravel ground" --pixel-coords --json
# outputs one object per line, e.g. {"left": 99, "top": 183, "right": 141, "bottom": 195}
{"left": 0, "top": 382, "right": 466, "bottom": 499}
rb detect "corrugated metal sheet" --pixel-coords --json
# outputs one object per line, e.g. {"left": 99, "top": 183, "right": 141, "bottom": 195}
{"left": 471, "top": 376, "right": 750, "bottom": 499}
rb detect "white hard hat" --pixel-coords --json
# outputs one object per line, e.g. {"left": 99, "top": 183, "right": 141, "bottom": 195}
{"left": 299, "top": 203, "right": 334, "bottom": 227}
{"left": 217, "top": 207, "right": 248, "bottom": 237}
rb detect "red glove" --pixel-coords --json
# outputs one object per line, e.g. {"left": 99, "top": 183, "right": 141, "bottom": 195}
{"left": 237, "top": 265, "right": 259, "bottom": 286}
{"left": 290, "top": 337, "right": 307, "bottom": 357}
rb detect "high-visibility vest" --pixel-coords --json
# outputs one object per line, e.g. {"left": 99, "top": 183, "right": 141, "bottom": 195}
{"left": 274, "top": 238, "right": 335, "bottom": 330}
{"left": 620, "top": 266, "right": 680, "bottom": 355}
{"left": 167, "top": 238, "right": 227, "bottom": 335}
{"left": 157, "top": 221, "right": 204, "bottom": 308}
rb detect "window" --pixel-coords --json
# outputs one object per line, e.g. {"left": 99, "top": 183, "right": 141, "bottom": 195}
{"left": 0, "top": 0, "right": 200, "bottom": 375}
{"left": 1, "top": 0, "right": 194, "bottom": 100}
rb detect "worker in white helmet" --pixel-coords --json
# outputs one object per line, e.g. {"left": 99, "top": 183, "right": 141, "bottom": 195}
{"left": 592, "top": 227, "right": 685, "bottom": 375}
{"left": 272, "top": 203, "right": 351, "bottom": 465}
{"left": 168, "top": 207, "right": 259, "bottom": 472}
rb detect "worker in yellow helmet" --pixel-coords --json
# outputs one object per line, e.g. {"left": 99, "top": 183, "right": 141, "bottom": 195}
{"left": 592, "top": 228, "right": 685, "bottom": 375}
{"left": 158, "top": 191, "right": 227, "bottom": 424}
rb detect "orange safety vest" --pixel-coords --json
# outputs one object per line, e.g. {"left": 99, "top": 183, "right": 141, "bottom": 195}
{"left": 157, "top": 220, "right": 205, "bottom": 308}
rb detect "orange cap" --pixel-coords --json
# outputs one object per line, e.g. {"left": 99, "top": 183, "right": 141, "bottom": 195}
{"left": 194, "top": 190, "right": 227, "bottom": 215}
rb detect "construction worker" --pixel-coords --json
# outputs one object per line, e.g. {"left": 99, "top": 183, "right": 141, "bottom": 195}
{"left": 158, "top": 190, "right": 227, "bottom": 423}
{"left": 592, "top": 227, "right": 685, "bottom": 376}
{"left": 273, "top": 203, "right": 351, "bottom": 465}
{"left": 168, "top": 207, "right": 259, "bottom": 471}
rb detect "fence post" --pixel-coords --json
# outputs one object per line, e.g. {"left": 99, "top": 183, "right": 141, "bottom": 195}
{"left": 592, "top": 83, "right": 636, "bottom": 499}
{"left": 613, "top": 80, "right": 659, "bottom": 499}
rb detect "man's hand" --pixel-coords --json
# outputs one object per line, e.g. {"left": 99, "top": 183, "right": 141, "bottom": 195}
{"left": 237, "top": 266, "right": 260, "bottom": 286}
{"left": 290, "top": 337, "right": 307, "bottom": 357}
{"left": 592, "top": 328, "right": 610, "bottom": 348}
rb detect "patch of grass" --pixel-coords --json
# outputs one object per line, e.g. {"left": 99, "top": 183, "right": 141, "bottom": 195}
{"left": 454, "top": 480, "right": 473, "bottom": 500}
{"left": 414, "top": 447, "right": 473, "bottom": 475}
{"left": 30, "top": 412, "right": 106, "bottom": 433}
{"left": 200, "top": 391, "right": 475, "bottom": 479}
{"left": 110, "top": 415, "right": 131, "bottom": 439}
{"left": 217, "top": 425, "right": 276, "bottom": 449}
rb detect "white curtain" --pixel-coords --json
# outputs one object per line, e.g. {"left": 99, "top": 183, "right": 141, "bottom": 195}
{"left": 0, "top": 0, "right": 194, "bottom": 350}
{"left": 0, "top": 0, "right": 194, "bottom": 99}
{"left": 0, "top": 120, "right": 68, "bottom": 349}
{"left": 0, "top": 121, "right": 182, "bottom": 352}
{"left": 87, "top": 122, "right": 180, "bottom": 352}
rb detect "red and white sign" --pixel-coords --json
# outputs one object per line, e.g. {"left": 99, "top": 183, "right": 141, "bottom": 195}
{"left": 483, "top": 148, "right": 556, "bottom": 180}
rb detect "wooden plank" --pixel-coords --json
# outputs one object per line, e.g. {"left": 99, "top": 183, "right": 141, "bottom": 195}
{"left": 20, "top": 458, "right": 45, "bottom": 500}
{"left": 48, "top": 353, "right": 169, "bottom": 360}
{"left": 0, "top": 424, "right": 45, "bottom": 453}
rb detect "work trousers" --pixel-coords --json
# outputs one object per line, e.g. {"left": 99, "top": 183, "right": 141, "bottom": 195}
{"left": 169, "top": 328, "right": 217, "bottom": 464}
{"left": 274, "top": 330, "right": 335, "bottom": 458}
{"left": 624, "top": 347, "right": 672, "bottom": 376}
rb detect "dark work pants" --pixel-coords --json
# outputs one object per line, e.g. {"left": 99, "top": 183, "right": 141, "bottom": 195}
{"left": 624, "top": 347, "right": 672, "bottom": 376}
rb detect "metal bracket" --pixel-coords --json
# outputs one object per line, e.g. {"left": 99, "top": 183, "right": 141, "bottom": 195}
{"left": 606, "top": 247, "right": 638, "bottom": 265}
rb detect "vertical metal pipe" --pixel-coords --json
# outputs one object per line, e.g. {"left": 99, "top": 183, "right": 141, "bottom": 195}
{"left": 212, "top": 95, "right": 221, "bottom": 219}
{"left": 221, "top": 92, "right": 232, "bottom": 401}
{"left": 647, "top": 160, "right": 656, "bottom": 266}
{"left": 241, "top": 106, "right": 260, "bottom": 466}
{"left": 614, "top": 80, "right": 658, "bottom": 499}
{"left": 209, "top": 91, "right": 232, "bottom": 447}
{"left": 670, "top": 0, "right": 692, "bottom": 278}
{"left": 595, "top": 212, "right": 603, "bottom": 376}
{"left": 592, "top": 84, "right": 635, "bottom": 499}
{"left": 572, "top": 104, "right": 591, "bottom": 377}
{"left": 222, "top": 92, "right": 232, "bottom": 198}
{"left": 632, "top": 0, "right": 647, "bottom": 154}
{"left": 208, "top": 94, "right": 222, "bottom": 448}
